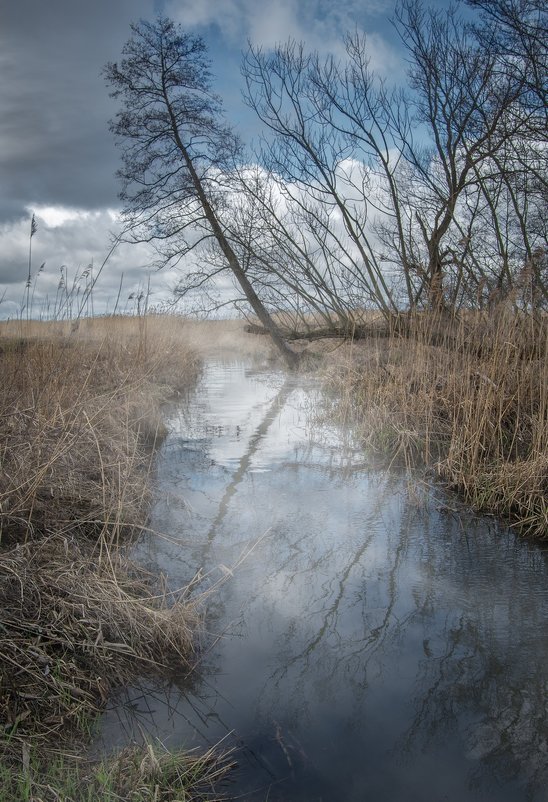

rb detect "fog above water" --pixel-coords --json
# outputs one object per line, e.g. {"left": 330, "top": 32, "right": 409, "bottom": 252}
{"left": 99, "top": 359, "right": 548, "bottom": 802}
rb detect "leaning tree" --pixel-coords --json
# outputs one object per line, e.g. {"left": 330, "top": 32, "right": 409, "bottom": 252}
{"left": 104, "top": 17, "right": 298, "bottom": 366}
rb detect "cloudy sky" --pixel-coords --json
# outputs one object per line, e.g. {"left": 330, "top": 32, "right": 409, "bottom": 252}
{"left": 0, "top": 0, "right": 410, "bottom": 319}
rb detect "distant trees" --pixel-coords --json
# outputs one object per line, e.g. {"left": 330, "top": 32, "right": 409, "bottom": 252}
{"left": 104, "top": 18, "right": 298, "bottom": 365}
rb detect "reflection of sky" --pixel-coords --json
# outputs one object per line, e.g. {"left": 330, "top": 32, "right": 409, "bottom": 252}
{"left": 168, "top": 360, "right": 286, "bottom": 468}
{"left": 103, "top": 360, "right": 548, "bottom": 802}
{"left": 167, "top": 360, "right": 360, "bottom": 475}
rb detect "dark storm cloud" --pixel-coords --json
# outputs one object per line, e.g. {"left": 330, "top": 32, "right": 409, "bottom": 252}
{"left": 0, "top": 0, "right": 400, "bottom": 227}
{"left": 0, "top": 0, "right": 157, "bottom": 224}
{"left": 0, "top": 0, "right": 401, "bottom": 316}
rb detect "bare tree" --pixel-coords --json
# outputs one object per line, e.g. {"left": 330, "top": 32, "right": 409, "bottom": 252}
{"left": 467, "top": 0, "right": 547, "bottom": 113}
{"left": 105, "top": 9, "right": 546, "bottom": 344}
{"left": 242, "top": 0, "right": 543, "bottom": 316}
{"left": 392, "top": 0, "right": 533, "bottom": 308}
{"left": 242, "top": 40, "right": 402, "bottom": 321}
{"left": 223, "top": 167, "right": 378, "bottom": 332}
{"left": 465, "top": 0, "right": 548, "bottom": 306}
{"left": 104, "top": 17, "right": 298, "bottom": 367}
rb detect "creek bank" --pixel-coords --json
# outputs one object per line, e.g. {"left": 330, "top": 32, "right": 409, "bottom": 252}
{"left": 314, "top": 309, "right": 548, "bottom": 539}
{"left": 0, "top": 318, "right": 234, "bottom": 800}
{"left": 97, "top": 357, "right": 548, "bottom": 802}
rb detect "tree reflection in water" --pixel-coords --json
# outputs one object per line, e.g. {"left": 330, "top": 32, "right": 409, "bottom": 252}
{"left": 100, "top": 360, "right": 548, "bottom": 802}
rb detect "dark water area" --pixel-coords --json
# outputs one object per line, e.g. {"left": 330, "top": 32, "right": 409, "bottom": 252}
{"left": 98, "top": 359, "right": 548, "bottom": 801}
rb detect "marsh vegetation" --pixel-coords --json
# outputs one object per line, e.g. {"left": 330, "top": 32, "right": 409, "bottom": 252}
{"left": 1, "top": 0, "right": 546, "bottom": 797}
{"left": 322, "top": 307, "right": 548, "bottom": 538}
{"left": 0, "top": 316, "right": 238, "bottom": 801}
{"left": 0, "top": 307, "right": 545, "bottom": 800}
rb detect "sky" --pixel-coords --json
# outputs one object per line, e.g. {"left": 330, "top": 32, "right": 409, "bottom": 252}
{"left": 0, "top": 0, "right": 426, "bottom": 319}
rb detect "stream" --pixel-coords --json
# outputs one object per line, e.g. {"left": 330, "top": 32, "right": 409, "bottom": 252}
{"left": 98, "top": 358, "right": 548, "bottom": 802}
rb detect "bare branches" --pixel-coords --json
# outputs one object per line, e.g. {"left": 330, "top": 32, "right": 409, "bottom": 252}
{"left": 106, "top": 7, "right": 547, "bottom": 334}
{"left": 105, "top": 17, "right": 298, "bottom": 366}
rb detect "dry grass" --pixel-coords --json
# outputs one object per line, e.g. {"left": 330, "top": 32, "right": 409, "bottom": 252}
{"left": 324, "top": 306, "right": 548, "bottom": 538}
{"left": 0, "top": 316, "right": 201, "bottom": 544}
{"left": 0, "top": 740, "right": 235, "bottom": 801}
{"left": 93, "top": 741, "right": 235, "bottom": 802}
{"left": 0, "top": 535, "right": 198, "bottom": 752}
{"left": 0, "top": 314, "right": 277, "bottom": 362}
{"left": 0, "top": 315, "right": 221, "bottom": 792}
{"left": 179, "top": 317, "right": 278, "bottom": 360}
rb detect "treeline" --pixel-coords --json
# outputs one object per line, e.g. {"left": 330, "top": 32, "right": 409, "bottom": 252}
{"left": 105, "top": 0, "right": 547, "bottom": 357}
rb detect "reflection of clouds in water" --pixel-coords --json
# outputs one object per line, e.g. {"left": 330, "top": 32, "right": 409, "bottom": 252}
{"left": 167, "top": 360, "right": 286, "bottom": 467}
{"left": 100, "top": 359, "right": 548, "bottom": 802}
{"left": 168, "top": 360, "right": 359, "bottom": 474}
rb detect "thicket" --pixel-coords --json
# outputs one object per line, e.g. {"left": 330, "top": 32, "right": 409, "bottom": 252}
{"left": 105, "top": 1, "right": 546, "bottom": 332}
{"left": 101, "top": 3, "right": 546, "bottom": 540}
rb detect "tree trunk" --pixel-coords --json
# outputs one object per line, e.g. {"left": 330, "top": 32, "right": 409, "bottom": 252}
{"left": 165, "top": 97, "right": 299, "bottom": 369}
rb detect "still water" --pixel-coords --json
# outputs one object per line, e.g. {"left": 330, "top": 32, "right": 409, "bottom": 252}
{"left": 100, "top": 359, "right": 548, "bottom": 801}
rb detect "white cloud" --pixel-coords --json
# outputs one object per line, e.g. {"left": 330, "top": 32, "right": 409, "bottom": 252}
{"left": 246, "top": 0, "right": 300, "bottom": 49}
{"left": 168, "top": 0, "right": 400, "bottom": 72}
{"left": 0, "top": 209, "right": 184, "bottom": 319}
{"left": 0, "top": 0, "right": 404, "bottom": 320}
{"left": 31, "top": 205, "right": 119, "bottom": 229}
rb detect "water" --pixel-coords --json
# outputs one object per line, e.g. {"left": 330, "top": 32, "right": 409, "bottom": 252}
{"left": 99, "top": 359, "right": 548, "bottom": 801}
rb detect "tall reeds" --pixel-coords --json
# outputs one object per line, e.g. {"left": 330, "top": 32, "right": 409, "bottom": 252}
{"left": 0, "top": 316, "right": 205, "bottom": 789}
{"left": 23, "top": 213, "right": 38, "bottom": 324}
{"left": 326, "top": 306, "right": 547, "bottom": 537}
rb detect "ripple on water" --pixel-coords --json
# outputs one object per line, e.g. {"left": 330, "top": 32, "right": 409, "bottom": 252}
{"left": 99, "top": 359, "right": 548, "bottom": 802}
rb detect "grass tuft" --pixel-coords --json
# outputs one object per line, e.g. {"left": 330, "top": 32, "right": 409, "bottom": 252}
{"left": 0, "top": 740, "right": 235, "bottom": 801}
{"left": 0, "top": 534, "right": 198, "bottom": 755}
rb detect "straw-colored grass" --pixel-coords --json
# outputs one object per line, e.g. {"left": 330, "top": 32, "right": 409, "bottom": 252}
{"left": 324, "top": 306, "right": 548, "bottom": 537}
{"left": 0, "top": 535, "right": 198, "bottom": 750}
{"left": 0, "top": 315, "right": 233, "bottom": 795}
{"left": 0, "top": 314, "right": 277, "bottom": 362}
{"left": 0, "top": 316, "right": 201, "bottom": 544}
{"left": 0, "top": 740, "right": 235, "bottom": 801}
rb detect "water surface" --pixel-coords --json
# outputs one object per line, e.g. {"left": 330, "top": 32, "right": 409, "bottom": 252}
{"left": 100, "top": 359, "right": 548, "bottom": 802}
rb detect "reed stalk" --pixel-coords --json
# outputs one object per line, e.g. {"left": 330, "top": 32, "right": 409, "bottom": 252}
{"left": 325, "top": 306, "right": 547, "bottom": 537}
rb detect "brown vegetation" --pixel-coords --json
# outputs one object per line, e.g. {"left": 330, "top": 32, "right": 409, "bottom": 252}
{"left": 0, "top": 315, "right": 200, "bottom": 544}
{"left": 1, "top": 306, "right": 545, "bottom": 798}
{"left": 324, "top": 307, "right": 548, "bottom": 538}
{"left": 0, "top": 315, "right": 224, "bottom": 797}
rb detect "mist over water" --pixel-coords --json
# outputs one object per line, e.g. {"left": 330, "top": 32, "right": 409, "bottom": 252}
{"left": 99, "top": 359, "right": 548, "bottom": 802}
